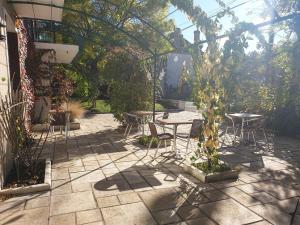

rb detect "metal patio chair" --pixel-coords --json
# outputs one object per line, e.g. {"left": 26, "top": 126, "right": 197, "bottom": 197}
{"left": 222, "top": 113, "right": 240, "bottom": 145}
{"left": 123, "top": 113, "right": 140, "bottom": 138}
{"left": 148, "top": 122, "right": 173, "bottom": 156}
{"left": 242, "top": 117, "right": 269, "bottom": 149}
{"left": 176, "top": 119, "right": 203, "bottom": 155}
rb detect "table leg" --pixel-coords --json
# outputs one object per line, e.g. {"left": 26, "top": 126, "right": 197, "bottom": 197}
{"left": 240, "top": 118, "right": 245, "bottom": 142}
{"left": 173, "top": 125, "right": 179, "bottom": 158}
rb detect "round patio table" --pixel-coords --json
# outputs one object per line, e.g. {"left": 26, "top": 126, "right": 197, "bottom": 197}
{"left": 228, "top": 113, "right": 263, "bottom": 141}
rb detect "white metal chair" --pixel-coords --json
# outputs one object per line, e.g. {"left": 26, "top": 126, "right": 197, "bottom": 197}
{"left": 148, "top": 122, "right": 173, "bottom": 157}
{"left": 242, "top": 117, "right": 269, "bottom": 149}
{"left": 123, "top": 113, "right": 140, "bottom": 138}
{"left": 176, "top": 119, "right": 203, "bottom": 155}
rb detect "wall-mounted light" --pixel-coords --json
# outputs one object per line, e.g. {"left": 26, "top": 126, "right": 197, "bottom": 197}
{"left": 0, "top": 22, "right": 6, "bottom": 41}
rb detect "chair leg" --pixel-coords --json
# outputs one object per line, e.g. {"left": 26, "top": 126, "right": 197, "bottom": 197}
{"left": 126, "top": 124, "right": 133, "bottom": 138}
{"left": 251, "top": 131, "right": 256, "bottom": 147}
{"left": 185, "top": 138, "right": 191, "bottom": 156}
{"left": 148, "top": 138, "right": 154, "bottom": 150}
{"left": 154, "top": 140, "right": 161, "bottom": 158}
{"left": 263, "top": 129, "right": 269, "bottom": 150}
{"left": 164, "top": 140, "right": 167, "bottom": 152}
{"left": 233, "top": 127, "right": 239, "bottom": 143}
{"left": 124, "top": 124, "right": 129, "bottom": 137}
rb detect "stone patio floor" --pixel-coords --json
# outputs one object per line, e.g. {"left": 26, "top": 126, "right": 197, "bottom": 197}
{"left": 1, "top": 113, "right": 300, "bottom": 225}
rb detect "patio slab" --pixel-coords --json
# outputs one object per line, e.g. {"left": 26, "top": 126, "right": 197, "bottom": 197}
{"left": 50, "top": 191, "right": 97, "bottom": 215}
{"left": 101, "top": 202, "right": 157, "bottom": 225}
{"left": 2, "top": 113, "right": 300, "bottom": 225}
{"left": 199, "top": 199, "right": 263, "bottom": 225}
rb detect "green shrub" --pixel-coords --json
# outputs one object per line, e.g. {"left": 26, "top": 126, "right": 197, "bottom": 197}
{"left": 138, "top": 135, "right": 159, "bottom": 148}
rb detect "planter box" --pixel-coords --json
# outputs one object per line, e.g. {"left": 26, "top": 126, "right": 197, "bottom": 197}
{"left": 183, "top": 163, "right": 239, "bottom": 183}
{"left": 32, "top": 120, "right": 80, "bottom": 132}
{"left": 0, "top": 158, "right": 51, "bottom": 195}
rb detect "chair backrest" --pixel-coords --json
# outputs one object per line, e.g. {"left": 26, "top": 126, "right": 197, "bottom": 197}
{"left": 245, "top": 117, "right": 266, "bottom": 128}
{"left": 225, "top": 113, "right": 235, "bottom": 126}
{"left": 125, "top": 113, "right": 139, "bottom": 124}
{"left": 148, "top": 122, "right": 158, "bottom": 138}
{"left": 190, "top": 119, "right": 203, "bottom": 138}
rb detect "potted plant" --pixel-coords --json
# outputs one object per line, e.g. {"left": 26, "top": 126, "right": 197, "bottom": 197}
{"left": 183, "top": 50, "right": 239, "bottom": 183}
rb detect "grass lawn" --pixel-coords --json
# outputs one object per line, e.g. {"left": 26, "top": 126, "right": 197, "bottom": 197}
{"left": 81, "top": 100, "right": 111, "bottom": 113}
{"left": 81, "top": 99, "right": 166, "bottom": 114}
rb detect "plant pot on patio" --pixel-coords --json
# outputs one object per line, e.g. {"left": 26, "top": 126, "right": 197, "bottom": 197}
{"left": 183, "top": 160, "right": 239, "bottom": 183}
{"left": 0, "top": 158, "right": 51, "bottom": 195}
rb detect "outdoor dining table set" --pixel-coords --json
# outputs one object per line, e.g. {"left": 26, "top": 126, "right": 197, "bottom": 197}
{"left": 123, "top": 111, "right": 267, "bottom": 158}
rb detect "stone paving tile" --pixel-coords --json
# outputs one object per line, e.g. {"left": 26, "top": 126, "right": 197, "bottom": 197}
{"left": 199, "top": 199, "right": 262, "bottom": 225}
{"left": 0, "top": 200, "right": 25, "bottom": 220}
{"left": 50, "top": 191, "right": 97, "bottom": 215}
{"left": 92, "top": 179, "right": 133, "bottom": 197}
{"left": 251, "top": 191, "right": 278, "bottom": 204}
{"left": 101, "top": 202, "right": 157, "bottom": 225}
{"left": 49, "top": 213, "right": 76, "bottom": 225}
{"left": 251, "top": 180, "right": 300, "bottom": 199}
{"left": 76, "top": 209, "right": 103, "bottom": 224}
{"left": 139, "top": 188, "right": 188, "bottom": 212}
{"left": 152, "top": 209, "right": 182, "bottom": 224}
{"left": 236, "top": 183, "right": 261, "bottom": 194}
{"left": 202, "top": 190, "right": 229, "bottom": 202}
{"left": 97, "top": 196, "right": 120, "bottom": 208}
{"left": 52, "top": 168, "right": 70, "bottom": 180}
{"left": 176, "top": 205, "right": 206, "bottom": 220}
{"left": 51, "top": 179, "right": 72, "bottom": 195}
{"left": 117, "top": 192, "right": 141, "bottom": 204}
{"left": 25, "top": 196, "right": 49, "bottom": 209}
{"left": 221, "top": 187, "right": 261, "bottom": 206}
{"left": 72, "top": 181, "right": 92, "bottom": 192}
{"left": 249, "top": 204, "right": 292, "bottom": 225}
{"left": 0, "top": 206, "right": 49, "bottom": 225}
{"left": 185, "top": 217, "right": 216, "bottom": 225}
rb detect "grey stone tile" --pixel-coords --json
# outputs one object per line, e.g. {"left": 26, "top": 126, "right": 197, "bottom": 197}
{"left": 76, "top": 209, "right": 103, "bottom": 224}
{"left": 202, "top": 190, "right": 229, "bottom": 201}
{"left": 139, "top": 188, "right": 188, "bottom": 212}
{"left": 49, "top": 213, "right": 75, "bottom": 225}
{"left": 199, "top": 199, "right": 262, "bottom": 225}
{"left": 52, "top": 179, "right": 72, "bottom": 195}
{"left": 152, "top": 209, "right": 182, "bottom": 224}
{"left": 50, "top": 191, "right": 97, "bottom": 215}
{"left": 25, "top": 196, "right": 49, "bottom": 209}
{"left": 101, "top": 202, "right": 157, "bottom": 225}
{"left": 251, "top": 192, "right": 278, "bottom": 204}
{"left": 97, "top": 196, "right": 120, "bottom": 208}
{"left": 185, "top": 217, "right": 216, "bottom": 225}
{"left": 0, "top": 207, "right": 49, "bottom": 225}
{"left": 117, "top": 192, "right": 141, "bottom": 204}
{"left": 176, "top": 205, "right": 205, "bottom": 220}
{"left": 250, "top": 204, "right": 291, "bottom": 225}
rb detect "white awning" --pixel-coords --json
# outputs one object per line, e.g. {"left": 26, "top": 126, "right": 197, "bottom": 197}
{"left": 13, "top": 0, "right": 64, "bottom": 22}
{"left": 34, "top": 42, "right": 79, "bottom": 64}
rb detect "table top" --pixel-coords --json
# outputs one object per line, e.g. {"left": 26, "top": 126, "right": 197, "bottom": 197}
{"left": 156, "top": 118, "right": 194, "bottom": 125}
{"left": 228, "top": 113, "right": 263, "bottom": 119}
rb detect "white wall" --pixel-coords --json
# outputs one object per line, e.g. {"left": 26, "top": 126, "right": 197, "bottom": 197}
{"left": 0, "top": 1, "right": 15, "bottom": 189}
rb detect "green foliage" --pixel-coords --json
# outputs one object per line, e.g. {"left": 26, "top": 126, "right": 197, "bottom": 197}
{"left": 191, "top": 160, "right": 230, "bottom": 174}
{"left": 138, "top": 135, "right": 159, "bottom": 148}
{"left": 103, "top": 50, "right": 152, "bottom": 122}
{"left": 81, "top": 99, "right": 111, "bottom": 113}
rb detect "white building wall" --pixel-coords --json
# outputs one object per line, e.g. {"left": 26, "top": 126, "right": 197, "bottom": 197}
{"left": 0, "top": 1, "right": 15, "bottom": 189}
